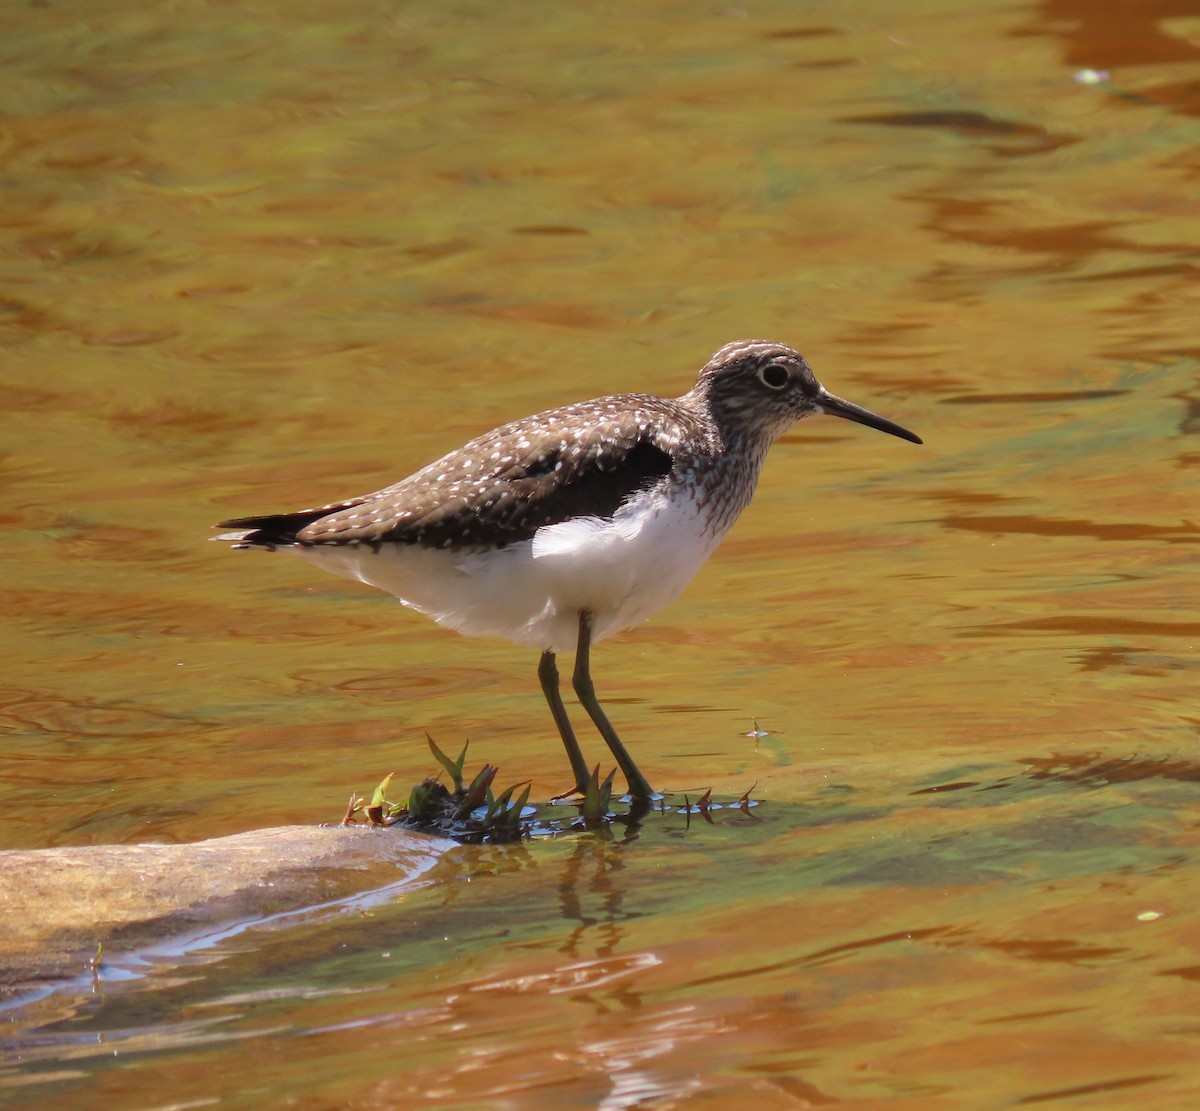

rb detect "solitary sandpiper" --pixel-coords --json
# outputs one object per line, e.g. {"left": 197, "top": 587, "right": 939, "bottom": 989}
{"left": 215, "top": 340, "right": 921, "bottom": 800}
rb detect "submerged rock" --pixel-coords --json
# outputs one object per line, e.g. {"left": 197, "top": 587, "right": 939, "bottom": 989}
{"left": 0, "top": 825, "right": 454, "bottom": 1001}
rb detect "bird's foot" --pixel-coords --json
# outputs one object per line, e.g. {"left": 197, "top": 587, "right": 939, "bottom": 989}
{"left": 549, "top": 783, "right": 589, "bottom": 803}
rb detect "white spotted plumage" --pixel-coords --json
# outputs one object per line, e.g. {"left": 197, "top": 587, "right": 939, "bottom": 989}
{"left": 294, "top": 466, "right": 744, "bottom": 652}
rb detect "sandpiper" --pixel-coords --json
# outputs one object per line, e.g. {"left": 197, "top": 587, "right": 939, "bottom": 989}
{"left": 216, "top": 340, "right": 921, "bottom": 800}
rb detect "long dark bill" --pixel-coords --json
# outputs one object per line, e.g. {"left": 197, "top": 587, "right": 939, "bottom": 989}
{"left": 817, "top": 391, "right": 923, "bottom": 445}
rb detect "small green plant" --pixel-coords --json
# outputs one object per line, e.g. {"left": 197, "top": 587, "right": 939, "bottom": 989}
{"left": 486, "top": 781, "right": 532, "bottom": 831}
{"left": 341, "top": 740, "right": 759, "bottom": 841}
{"left": 426, "top": 734, "right": 469, "bottom": 791}
{"left": 406, "top": 777, "right": 452, "bottom": 822}
{"left": 579, "top": 765, "right": 617, "bottom": 826}
{"left": 341, "top": 737, "right": 532, "bottom": 842}
{"left": 453, "top": 764, "right": 498, "bottom": 820}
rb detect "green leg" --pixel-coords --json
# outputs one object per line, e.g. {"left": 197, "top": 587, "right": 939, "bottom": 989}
{"left": 538, "top": 649, "right": 590, "bottom": 794}
{"left": 571, "top": 611, "right": 656, "bottom": 800}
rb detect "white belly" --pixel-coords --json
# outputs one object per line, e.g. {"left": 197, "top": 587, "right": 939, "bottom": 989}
{"left": 293, "top": 486, "right": 728, "bottom": 653}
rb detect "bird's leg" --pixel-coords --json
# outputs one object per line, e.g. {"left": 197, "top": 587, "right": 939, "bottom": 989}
{"left": 538, "top": 649, "right": 591, "bottom": 795}
{"left": 572, "top": 611, "right": 656, "bottom": 800}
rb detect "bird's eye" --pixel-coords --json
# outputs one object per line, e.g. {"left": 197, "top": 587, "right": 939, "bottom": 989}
{"left": 757, "top": 363, "right": 790, "bottom": 390}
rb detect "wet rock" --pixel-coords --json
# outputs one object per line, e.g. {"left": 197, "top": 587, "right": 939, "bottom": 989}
{"left": 0, "top": 825, "right": 454, "bottom": 1000}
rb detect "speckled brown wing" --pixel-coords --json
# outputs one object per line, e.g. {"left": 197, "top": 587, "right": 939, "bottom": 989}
{"left": 218, "top": 394, "right": 700, "bottom": 552}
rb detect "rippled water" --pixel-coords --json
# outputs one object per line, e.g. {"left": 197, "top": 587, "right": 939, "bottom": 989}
{"left": 3, "top": 0, "right": 1199, "bottom": 1106}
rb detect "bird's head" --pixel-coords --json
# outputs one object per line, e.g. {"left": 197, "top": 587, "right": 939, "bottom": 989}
{"left": 692, "top": 339, "right": 922, "bottom": 447}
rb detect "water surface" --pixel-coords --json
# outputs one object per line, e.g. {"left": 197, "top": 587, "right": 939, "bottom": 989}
{"left": 2, "top": 0, "right": 1198, "bottom": 1106}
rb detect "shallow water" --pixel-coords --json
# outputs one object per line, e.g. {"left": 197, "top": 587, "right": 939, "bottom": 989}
{"left": 3, "top": 0, "right": 1199, "bottom": 1106}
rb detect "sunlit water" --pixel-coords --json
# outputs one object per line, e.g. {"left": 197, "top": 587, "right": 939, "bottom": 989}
{"left": 2, "top": 0, "right": 1198, "bottom": 1106}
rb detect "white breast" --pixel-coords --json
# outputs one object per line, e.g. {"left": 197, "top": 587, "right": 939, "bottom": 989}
{"left": 294, "top": 485, "right": 731, "bottom": 653}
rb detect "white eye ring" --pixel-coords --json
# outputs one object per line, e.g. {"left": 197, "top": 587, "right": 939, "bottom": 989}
{"left": 757, "top": 363, "right": 790, "bottom": 389}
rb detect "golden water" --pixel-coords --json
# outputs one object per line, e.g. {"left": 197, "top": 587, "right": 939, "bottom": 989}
{"left": 2, "top": 0, "right": 1198, "bottom": 1106}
